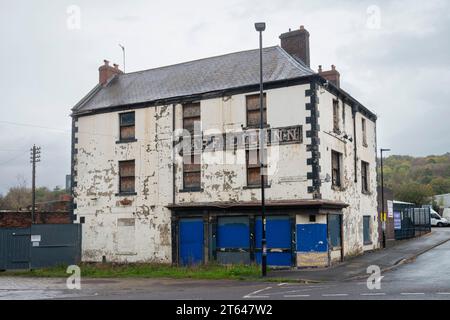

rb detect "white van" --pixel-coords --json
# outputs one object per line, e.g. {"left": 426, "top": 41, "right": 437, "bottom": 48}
{"left": 430, "top": 208, "right": 449, "bottom": 227}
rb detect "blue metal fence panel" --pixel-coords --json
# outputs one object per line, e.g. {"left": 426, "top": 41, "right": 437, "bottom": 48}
{"left": 1, "top": 225, "right": 81, "bottom": 271}
{"left": 30, "top": 224, "right": 81, "bottom": 269}
{"left": 179, "top": 218, "right": 204, "bottom": 265}
{"left": 296, "top": 224, "right": 328, "bottom": 252}
{"left": 0, "top": 228, "right": 30, "bottom": 270}
{"left": 255, "top": 216, "right": 292, "bottom": 266}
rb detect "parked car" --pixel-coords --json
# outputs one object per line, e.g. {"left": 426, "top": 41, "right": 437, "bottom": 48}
{"left": 431, "top": 209, "right": 449, "bottom": 227}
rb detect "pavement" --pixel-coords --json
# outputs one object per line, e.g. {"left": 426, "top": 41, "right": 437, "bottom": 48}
{"left": 269, "top": 227, "right": 450, "bottom": 282}
{"left": 1, "top": 227, "right": 450, "bottom": 300}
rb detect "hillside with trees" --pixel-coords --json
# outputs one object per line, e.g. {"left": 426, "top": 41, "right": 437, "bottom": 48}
{"left": 382, "top": 153, "right": 450, "bottom": 205}
{"left": 0, "top": 178, "right": 68, "bottom": 210}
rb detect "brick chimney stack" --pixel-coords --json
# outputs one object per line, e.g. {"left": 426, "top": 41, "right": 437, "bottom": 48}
{"left": 99, "top": 60, "right": 123, "bottom": 85}
{"left": 318, "top": 64, "right": 340, "bottom": 88}
{"left": 279, "top": 25, "right": 310, "bottom": 67}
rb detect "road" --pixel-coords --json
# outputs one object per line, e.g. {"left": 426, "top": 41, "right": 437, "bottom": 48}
{"left": 1, "top": 232, "right": 450, "bottom": 300}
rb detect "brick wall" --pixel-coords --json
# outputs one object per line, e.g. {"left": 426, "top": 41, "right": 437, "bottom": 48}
{"left": 0, "top": 211, "right": 71, "bottom": 228}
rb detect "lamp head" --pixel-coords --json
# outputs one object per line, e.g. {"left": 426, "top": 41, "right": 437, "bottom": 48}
{"left": 255, "top": 22, "right": 266, "bottom": 32}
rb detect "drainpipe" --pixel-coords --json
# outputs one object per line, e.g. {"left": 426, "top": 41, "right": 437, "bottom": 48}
{"left": 171, "top": 104, "right": 177, "bottom": 265}
{"left": 352, "top": 106, "right": 358, "bottom": 183}
{"left": 172, "top": 104, "right": 176, "bottom": 205}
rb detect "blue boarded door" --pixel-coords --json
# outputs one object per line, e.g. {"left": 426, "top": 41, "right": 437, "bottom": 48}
{"left": 179, "top": 218, "right": 204, "bottom": 265}
{"left": 216, "top": 216, "right": 251, "bottom": 264}
{"left": 255, "top": 216, "right": 292, "bottom": 266}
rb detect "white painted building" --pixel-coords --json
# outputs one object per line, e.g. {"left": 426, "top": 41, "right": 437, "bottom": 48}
{"left": 71, "top": 26, "right": 378, "bottom": 268}
{"left": 434, "top": 193, "right": 450, "bottom": 209}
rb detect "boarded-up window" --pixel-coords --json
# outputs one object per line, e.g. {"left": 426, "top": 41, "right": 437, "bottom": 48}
{"left": 183, "top": 153, "right": 201, "bottom": 190}
{"left": 119, "top": 112, "right": 135, "bottom": 141}
{"left": 119, "top": 160, "right": 135, "bottom": 193}
{"left": 363, "top": 216, "right": 371, "bottom": 245}
{"left": 246, "top": 94, "right": 267, "bottom": 128}
{"left": 328, "top": 214, "right": 341, "bottom": 248}
{"left": 246, "top": 149, "right": 267, "bottom": 187}
{"left": 361, "top": 161, "right": 369, "bottom": 193}
{"left": 362, "top": 118, "right": 367, "bottom": 146}
{"left": 333, "top": 99, "right": 340, "bottom": 133}
{"left": 182, "top": 103, "right": 201, "bottom": 190}
{"left": 183, "top": 103, "right": 201, "bottom": 135}
{"left": 117, "top": 218, "right": 135, "bottom": 254}
{"left": 331, "top": 150, "right": 342, "bottom": 187}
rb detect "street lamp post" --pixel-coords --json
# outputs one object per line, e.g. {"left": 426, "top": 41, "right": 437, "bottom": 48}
{"left": 380, "top": 148, "right": 390, "bottom": 249}
{"left": 255, "top": 22, "right": 267, "bottom": 277}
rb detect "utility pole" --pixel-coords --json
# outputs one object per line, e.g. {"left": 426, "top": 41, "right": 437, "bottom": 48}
{"left": 30, "top": 145, "right": 41, "bottom": 224}
{"left": 380, "top": 148, "right": 390, "bottom": 249}
{"left": 255, "top": 22, "right": 267, "bottom": 277}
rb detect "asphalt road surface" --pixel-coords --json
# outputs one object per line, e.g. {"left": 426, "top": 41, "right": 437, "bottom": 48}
{"left": 1, "top": 236, "right": 450, "bottom": 300}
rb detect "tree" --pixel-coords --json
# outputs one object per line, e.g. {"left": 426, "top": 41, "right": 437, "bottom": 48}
{"left": 1, "top": 185, "right": 32, "bottom": 210}
{"left": 430, "top": 177, "right": 450, "bottom": 195}
{"left": 0, "top": 176, "right": 69, "bottom": 210}
{"left": 394, "top": 183, "right": 433, "bottom": 206}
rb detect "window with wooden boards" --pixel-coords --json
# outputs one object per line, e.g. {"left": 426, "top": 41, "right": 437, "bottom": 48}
{"left": 333, "top": 99, "right": 340, "bottom": 133}
{"left": 361, "top": 160, "right": 370, "bottom": 193}
{"left": 119, "top": 160, "right": 135, "bottom": 194}
{"left": 119, "top": 112, "right": 135, "bottom": 141}
{"left": 246, "top": 94, "right": 267, "bottom": 128}
{"left": 331, "top": 150, "right": 342, "bottom": 188}
{"left": 182, "top": 103, "right": 201, "bottom": 190}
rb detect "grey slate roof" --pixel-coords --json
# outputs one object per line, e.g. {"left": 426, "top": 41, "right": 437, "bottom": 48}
{"left": 72, "top": 46, "right": 314, "bottom": 114}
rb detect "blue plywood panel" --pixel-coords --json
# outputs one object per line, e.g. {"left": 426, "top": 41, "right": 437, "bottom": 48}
{"left": 255, "top": 251, "right": 292, "bottom": 266}
{"left": 179, "top": 219, "right": 204, "bottom": 265}
{"left": 296, "top": 224, "right": 328, "bottom": 252}
{"left": 217, "top": 217, "right": 250, "bottom": 249}
{"left": 255, "top": 216, "right": 291, "bottom": 248}
{"left": 255, "top": 216, "right": 292, "bottom": 266}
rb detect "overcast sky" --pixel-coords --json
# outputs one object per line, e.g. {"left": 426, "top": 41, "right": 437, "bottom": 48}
{"left": 0, "top": 0, "right": 449, "bottom": 194}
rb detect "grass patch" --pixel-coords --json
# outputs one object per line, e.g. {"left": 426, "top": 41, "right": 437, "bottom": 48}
{"left": 0, "top": 262, "right": 263, "bottom": 280}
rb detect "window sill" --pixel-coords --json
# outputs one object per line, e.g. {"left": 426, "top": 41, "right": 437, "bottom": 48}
{"left": 116, "top": 138, "right": 137, "bottom": 144}
{"left": 115, "top": 192, "right": 137, "bottom": 197}
{"left": 362, "top": 190, "right": 372, "bottom": 196}
{"left": 179, "top": 188, "right": 204, "bottom": 193}
{"left": 242, "top": 124, "right": 270, "bottom": 131}
{"left": 243, "top": 184, "right": 271, "bottom": 190}
{"left": 362, "top": 143, "right": 368, "bottom": 148}
{"left": 363, "top": 241, "right": 373, "bottom": 246}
